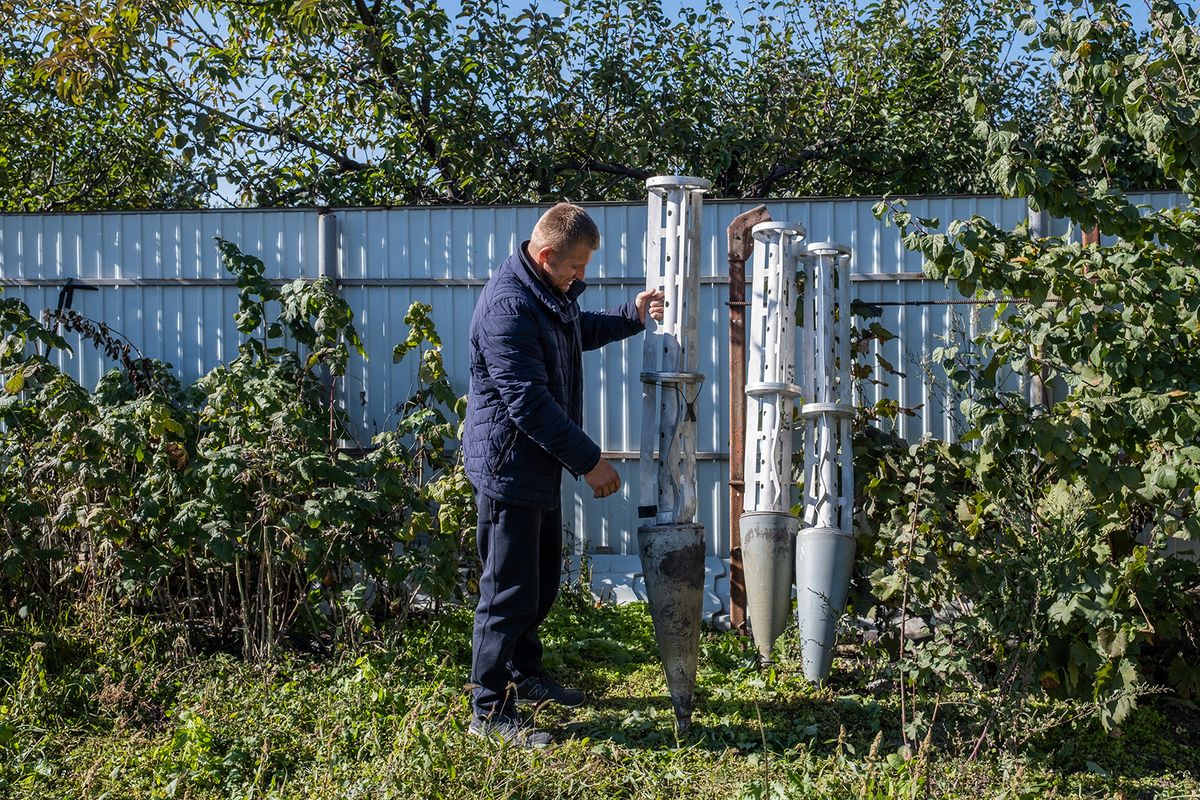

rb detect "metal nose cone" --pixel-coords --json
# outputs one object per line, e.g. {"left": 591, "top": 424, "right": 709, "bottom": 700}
{"left": 740, "top": 511, "right": 798, "bottom": 660}
{"left": 795, "top": 525, "right": 857, "bottom": 682}
{"left": 636, "top": 522, "right": 706, "bottom": 732}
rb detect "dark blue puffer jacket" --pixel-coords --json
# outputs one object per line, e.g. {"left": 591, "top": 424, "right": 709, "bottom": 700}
{"left": 464, "top": 244, "right": 644, "bottom": 508}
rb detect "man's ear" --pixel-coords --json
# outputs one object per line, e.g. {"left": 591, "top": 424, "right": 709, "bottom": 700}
{"left": 533, "top": 245, "right": 555, "bottom": 266}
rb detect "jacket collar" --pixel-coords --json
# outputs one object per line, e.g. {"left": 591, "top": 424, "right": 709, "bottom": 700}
{"left": 512, "top": 241, "right": 586, "bottom": 322}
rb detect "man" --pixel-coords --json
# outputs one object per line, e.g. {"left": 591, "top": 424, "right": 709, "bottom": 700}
{"left": 463, "top": 203, "right": 664, "bottom": 747}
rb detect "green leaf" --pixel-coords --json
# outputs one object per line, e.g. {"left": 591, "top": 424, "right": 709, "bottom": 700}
{"left": 1154, "top": 465, "right": 1178, "bottom": 491}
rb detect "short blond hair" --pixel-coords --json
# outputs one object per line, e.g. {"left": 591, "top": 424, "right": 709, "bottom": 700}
{"left": 530, "top": 203, "right": 600, "bottom": 253}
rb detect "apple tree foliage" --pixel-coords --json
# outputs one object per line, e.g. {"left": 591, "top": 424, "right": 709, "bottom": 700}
{"left": 5, "top": 0, "right": 1099, "bottom": 207}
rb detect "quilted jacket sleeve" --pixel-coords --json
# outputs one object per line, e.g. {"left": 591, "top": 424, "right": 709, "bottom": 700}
{"left": 579, "top": 299, "right": 644, "bottom": 352}
{"left": 479, "top": 305, "right": 601, "bottom": 477}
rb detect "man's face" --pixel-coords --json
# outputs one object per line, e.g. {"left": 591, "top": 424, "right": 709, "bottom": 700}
{"left": 536, "top": 242, "right": 593, "bottom": 294}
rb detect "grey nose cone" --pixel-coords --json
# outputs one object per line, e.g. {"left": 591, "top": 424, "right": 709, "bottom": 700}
{"left": 740, "top": 511, "right": 798, "bottom": 660}
{"left": 637, "top": 522, "right": 706, "bottom": 732}
{"left": 795, "top": 526, "right": 856, "bottom": 682}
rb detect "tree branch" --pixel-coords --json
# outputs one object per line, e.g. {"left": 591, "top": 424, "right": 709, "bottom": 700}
{"left": 747, "top": 139, "right": 899, "bottom": 196}
{"left": 350, "top": 0, "right": 462, "bottom": 200}
{"left": 745, "top": 143, "right": 837, "bottom": 196}
{"left": 552, "top": 159, "right": 653, "bottom": 181}
{"left": 155, "top": 78, "right": 369, "bottom": 173}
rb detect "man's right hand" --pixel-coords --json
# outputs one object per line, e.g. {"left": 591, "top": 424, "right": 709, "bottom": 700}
{"left": 584, "top": 457, "right": 621, "bottom": 499}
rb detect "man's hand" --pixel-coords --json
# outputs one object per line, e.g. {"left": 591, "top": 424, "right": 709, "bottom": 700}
{"left": 584, "top": 457, "right": 621, "bottom": 499}
{"left": 635, "top": 289, "right": 665, "bottom": 324}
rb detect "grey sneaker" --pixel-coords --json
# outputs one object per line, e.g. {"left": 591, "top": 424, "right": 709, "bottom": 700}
{"left": 514, "top": 673, "right": 585, "bottom": 708}
{"left": 468, "top": 715, "right": 553, "bottom": 749}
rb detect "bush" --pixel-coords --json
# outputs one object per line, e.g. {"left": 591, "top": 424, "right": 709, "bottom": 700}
{"left": 0, "top": 240, "right": 474, "bottom": 658}
{"left": 859, "top": 0, "right": 1200, "bottom": 740}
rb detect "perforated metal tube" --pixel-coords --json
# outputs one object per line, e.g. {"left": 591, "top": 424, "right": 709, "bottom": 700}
{"left": 740, "top": 221, "right": 805, "bottom": 659}
{"left": 743, "top": 222, "right": 805, "bottom": 515}
{"left": 638, "top": 176, "right": 710, "bottom": 525}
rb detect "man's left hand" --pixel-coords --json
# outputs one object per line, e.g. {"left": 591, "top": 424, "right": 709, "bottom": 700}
{"left": 636, "top": 289, "right": 665, "bottom": 324}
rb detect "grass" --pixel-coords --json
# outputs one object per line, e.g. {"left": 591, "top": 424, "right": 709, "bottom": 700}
{"left": 1, "top": 591, "right": 1197, "bottom": 799}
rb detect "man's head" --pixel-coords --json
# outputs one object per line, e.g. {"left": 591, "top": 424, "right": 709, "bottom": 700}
{"left": 527, "top": 203, "right": 600, "bottom": 294}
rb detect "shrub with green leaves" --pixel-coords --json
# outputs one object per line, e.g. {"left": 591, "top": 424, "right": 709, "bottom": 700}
{"left": 0, "top": 241, "right": 474, "bottom": 658}
{"left": 862, "top": 0, "right": 1200, "bottom": 736}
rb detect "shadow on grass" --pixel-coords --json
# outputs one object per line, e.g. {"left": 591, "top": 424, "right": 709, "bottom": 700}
{"left": 545, "top": 693, "right": 886, "bottom": 755}
{"left": 545, "top": 683, "right": 1199, "bottom": 785}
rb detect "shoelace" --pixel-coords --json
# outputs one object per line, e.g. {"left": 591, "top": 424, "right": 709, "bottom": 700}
{"left": 536, "top": 674, "right": 563, "bottom": 692}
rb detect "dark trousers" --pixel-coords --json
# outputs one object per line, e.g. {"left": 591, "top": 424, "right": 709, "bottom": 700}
{"left": 470, "top": 492, "right": 562, "bottom": 718}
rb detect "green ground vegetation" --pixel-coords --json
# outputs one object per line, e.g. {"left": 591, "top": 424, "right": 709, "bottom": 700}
{"left": 2, "top": 591, "right": 1198, "bottom": 800}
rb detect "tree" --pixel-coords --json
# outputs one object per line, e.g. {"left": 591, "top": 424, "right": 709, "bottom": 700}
{"left": 0, "top": 1, "right": 208, "bottom": 211}
{"left": 18, "top": 0, "right": 1057, "bottom": 207}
